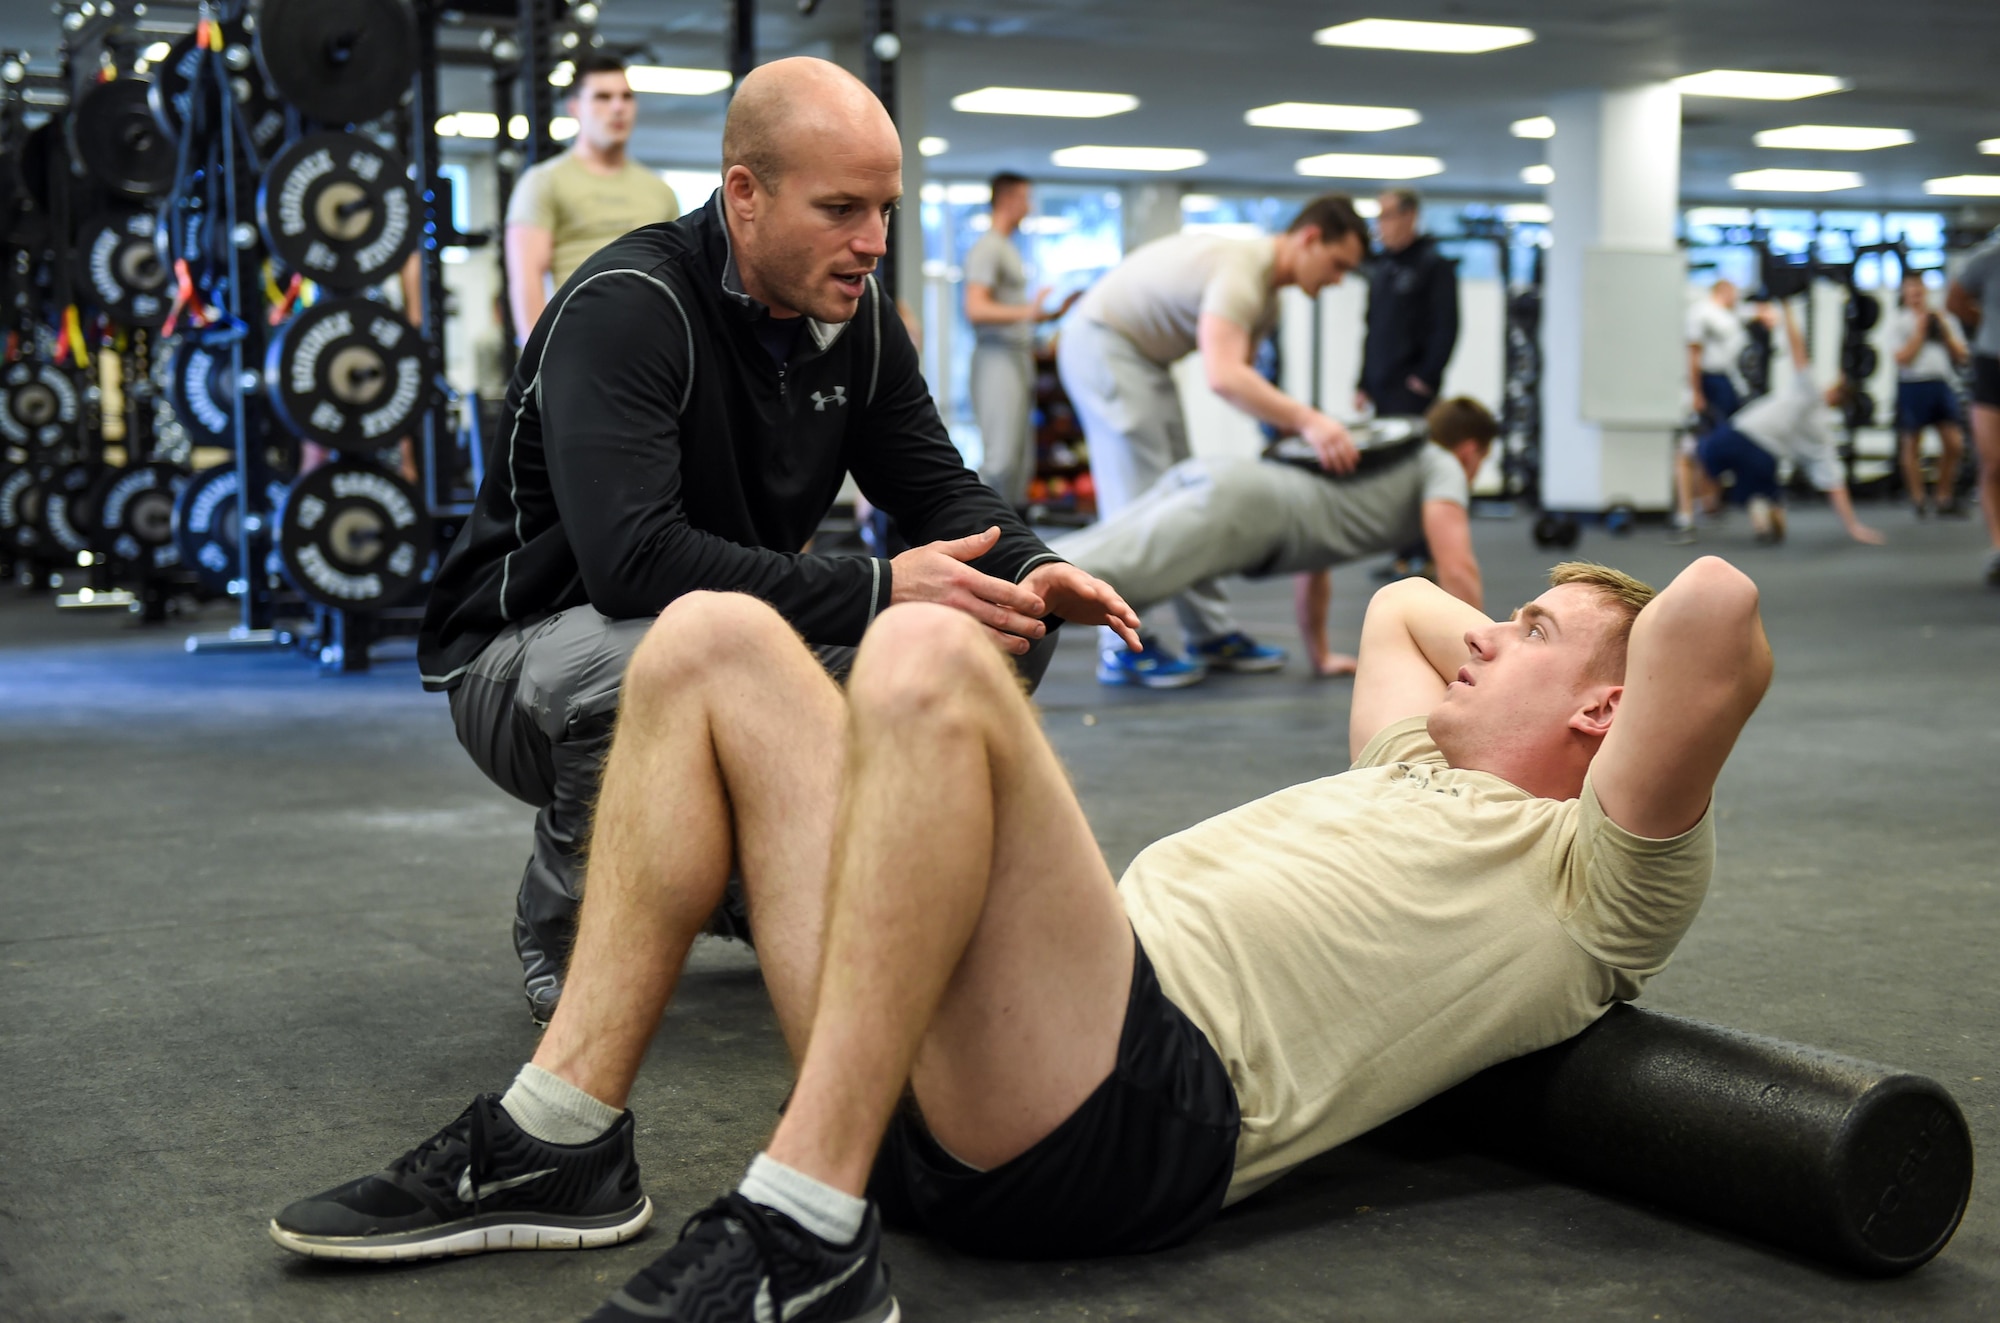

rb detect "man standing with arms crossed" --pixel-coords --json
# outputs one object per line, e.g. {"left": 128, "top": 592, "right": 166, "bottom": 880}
{"left": 964, "top": 172, "right": 1071, "bottom": 509}
{"left": 1060, "top": 195, "right": 1369, "bottom": 687}
{"left": 505, "top": 54, "right": 682, "bottom": 342}
{"left": 1946, "top": 229, "right": 2000, "bottom": 585}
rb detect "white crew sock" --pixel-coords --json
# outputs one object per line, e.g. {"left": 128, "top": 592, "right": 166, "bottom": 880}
{"left": 498, "top": 1063, "right": 622, "bottom": 1145}
{"left": 738, "top": 1151, "right": 867, "bottom": 1246}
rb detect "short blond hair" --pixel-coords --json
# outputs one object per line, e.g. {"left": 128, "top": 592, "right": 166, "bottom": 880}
{"left": 1548, "top": 561, "right": 1656, "bottom": 681}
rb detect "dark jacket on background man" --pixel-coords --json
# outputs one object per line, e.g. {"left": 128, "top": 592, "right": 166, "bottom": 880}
{"left": 418, "top": 192, "right": 1058, "bottom": 689}
{"left": 1359, "top": 233, "right": 1460, "bottom": 418}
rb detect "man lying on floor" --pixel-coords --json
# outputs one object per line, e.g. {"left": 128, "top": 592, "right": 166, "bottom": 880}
{"left": 271, "top": 556, "right": 1772, "bottom": 1323}
{"left": 1052, "top": 396, "right": 1497, "bottom": 682}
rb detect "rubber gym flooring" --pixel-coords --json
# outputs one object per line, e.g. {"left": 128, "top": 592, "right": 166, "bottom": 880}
{"left": 3, "top": 504, "right": 1997, "bottom": 1322}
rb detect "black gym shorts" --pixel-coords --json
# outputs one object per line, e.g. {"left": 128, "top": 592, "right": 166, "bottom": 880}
{"left": 1973, "top": 354, "right": 2000, "bottom": 409}
{"left": 867, "top": 932, "right": 1241, "bottom": 1259}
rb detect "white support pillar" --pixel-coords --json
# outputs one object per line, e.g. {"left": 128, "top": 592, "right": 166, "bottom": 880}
{"left": 1123, "top": 183, "right": 1183, "bottom": 251}
{"left": 1541, "top": 84, "right": 1683, "bottom": 512}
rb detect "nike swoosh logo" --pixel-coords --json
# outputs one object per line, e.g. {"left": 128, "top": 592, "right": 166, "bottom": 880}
{"left": 456, "top": 1166, "right": 557, "bottom": 1203}
{"left": 754, "top": 1255, "right": 868, "bottom": 1323}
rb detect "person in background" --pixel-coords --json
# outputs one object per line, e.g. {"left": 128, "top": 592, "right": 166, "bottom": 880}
{"left": 1946, "top": 230, "right": 2000, "bottom": 586}
{"left": 1356, "top": 189, "right": 1459, "bottom": 420}
{"left": 1891, "top": 271, "right": 1969, "bottom": 518}
{"left": 1693, "top": 298, "right": 1884, "bottom": 548}
{"left": 1060, "top": 195, "right": 1369, "bottom": 688}
{"left": 505, "top": 54, "right": 680, "bottom": 343}
{"left": 1670, "top": 279, "right": 1750, "bottom": 541}
{"left": 964, "top": 172, "right": 1073, "bottom": 509}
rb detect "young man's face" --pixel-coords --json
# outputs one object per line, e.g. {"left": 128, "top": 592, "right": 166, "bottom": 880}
{"left": 993, "top": 182, "right": 1032, "bottom": 228}
{"left": 1902, "top": 275, "right": 1928, "bottom": 309}
{"left": 1294, "top": 229, "right": 1366, "bottom": 297}
{"left": 1429, "top": 583, "right": 1621, "bottom": 752}
{"left": 569, "top": 71, "right": 637, "bottom": 151}
{"left": 1712, "top": 279, "right": 1739, "bottom": 309}
{"left": 735, "top": 135, "right": 902, "bottom": 324}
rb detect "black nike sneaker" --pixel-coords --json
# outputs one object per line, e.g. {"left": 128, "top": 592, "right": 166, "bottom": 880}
{"left": 585, "top": 1192, "right": 897, "bottom": 1323}
{"left": 269, "top": 1094, "right": 652, "bottom": 1262}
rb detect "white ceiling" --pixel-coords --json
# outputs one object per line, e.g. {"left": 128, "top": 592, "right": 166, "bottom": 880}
{"left": 6, "top": 1, "right": 1998, "bottom": 211}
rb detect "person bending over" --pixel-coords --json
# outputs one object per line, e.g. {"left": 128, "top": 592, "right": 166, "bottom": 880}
{"left": 1051, "top": 396, "right": 1497, "bottom": 683}
{"left": 1692, "top": 297, "right": 1884, "bottom": 547}
{"left": 1060, "top": 195, "right": 1369, "bottom": 688}
{"left": 1891, "top": 271, "right": 1970, "bottom": 518}
{"left": 274, "top": 549, "right": 1770, "bottom": 1323}
{"left": 419, "top": 57, "right": 1137, "bottom": 1025}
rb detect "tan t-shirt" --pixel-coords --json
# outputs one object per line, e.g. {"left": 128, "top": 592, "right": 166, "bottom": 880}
{"left": 1077, "top": 233, "right": 1278, "bottom": 365}
{"left": 1120, "top": 715, "right": 1714, "bottom": 1204}
{"left": 505, "top": 152, "right": 680, "bottom": 288}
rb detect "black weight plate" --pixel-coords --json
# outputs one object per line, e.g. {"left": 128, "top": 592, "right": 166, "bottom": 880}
{"left": 71, "top": 77, "right": 178, "bottom": 198}
{"left": 99, "top": 461, "right": 188, "bottom": 569}
{"left": 0, "top": 361, "right": 81, "bottom": 453}
{"left": 255, "top": 0, "right": 417, "bottom": 127}
{"left": 169, "top": 334, "right": 262, "bottom": 445}
{"left": 38, "top": 461, "right": 103, "bottom": 559}
{"left": 76, "top": 210, "right": 172, "bottom": 330}
{"left": 149, "top": 21, "right": 288, "bottom": 159}
{"left": 266, "top": 297, "right": 431, "bottom": 448}
{"left": 274, "top": 459, "right": 431, "bottom": 607}
{"left": 258, "top": 133, "right": 417, "bottom": 291}
{"left": 1846, "top": 294, "right": 1882, "bottom": 333}
{"left": 1842, "top": 342, "right": 1881, "bottom": 380}
{"left": 172, "top": 463, "right": 284, "bottom": 593}
{"left": 0, "top": 462, "right": 58, "bottom": 559}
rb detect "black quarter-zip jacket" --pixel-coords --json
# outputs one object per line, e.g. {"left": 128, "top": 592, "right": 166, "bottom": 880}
{"left": 418, "top": 193, "right": 1059, "bottom": 690}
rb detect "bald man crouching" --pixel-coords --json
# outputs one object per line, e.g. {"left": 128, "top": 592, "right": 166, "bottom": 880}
{"left": 417, "top": 57, "right": 1139, "bottom": 1025}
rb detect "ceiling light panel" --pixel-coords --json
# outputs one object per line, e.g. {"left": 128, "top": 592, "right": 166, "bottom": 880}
{"left": 1295, "top": 152, "right": 1444, "bottom": 179}
{"left": 1520, "top": 164, "right": 1554, "bottom": 185}
{"left": 1730, "top": 168, "right": 1863, "bottom": 192}
{"left": 1510, "top": 116, "right": 1554, "bottom": 139}
{"left": 954, "top": 87, "right": 1139, "bottom": 118}
{"left": 1925, "top": 176, "right": 2000, "bottom": 197}
{"left": 917, "top": 136, "right": 949, "bottom": 157}
{"left": 624, "top": 66, "right": 733, "bottom": 96}
{"left": 1753, "top": 125, "right": 1912, "bottom": 151}
{"left": 1313, "top": 18, "right": 1534, "bottom": 54}
{"left": 1979, "top": 139, "right": 2000, "bottom": 156}
{"left": 1672, "top": 70, "right": 1849, "bottom": 100}
{"left": 1245, "top": 102, "right": 1420, "bottom": 132}
{"left": 1051, "top": 146, "right": 1206, "bottom": 171}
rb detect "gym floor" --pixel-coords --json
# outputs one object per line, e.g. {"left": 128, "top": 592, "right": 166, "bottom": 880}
{"left": 4, "top": 505, "right": 1996, "bottom": 1322}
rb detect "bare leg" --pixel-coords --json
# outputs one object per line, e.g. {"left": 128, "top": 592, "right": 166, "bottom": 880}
{"left": 1937, "top": 420, "right": 1965, "bottom": 509}
{"left": 532, "top": 592, "right": 848, "bottom": 1106}
{"left": 1898, "top": 430, "right": 1925, "bottom": 510}
{"left": 767, "top": 604, "right": 1134, "bottom": 1194}
{"left": 1975, "top": 405, "right": 2000, "bottom": 551}
{"left": 1295, "top": 569, "right": 1355, "bottom": 677}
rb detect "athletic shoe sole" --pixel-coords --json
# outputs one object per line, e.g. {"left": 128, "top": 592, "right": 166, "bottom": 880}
{"left": 1197, "top": 654, "right": 1287, "bottom": 674}
{"left": 268, "top": 1196, "right": 653, "bottom": 1262}
{"left": 1095, "top": 663, "right": 1205, "bottom": 690}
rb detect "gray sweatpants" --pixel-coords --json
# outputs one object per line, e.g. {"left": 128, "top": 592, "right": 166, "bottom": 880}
{"left": 1051, "top": 459, "right": 1369, "bottom": 614}
{"left": 1056, "top": 317, "right": 1237, "bottom": 649}
{"left": 449, "top": 598, "right": 1061, "bottom": 981}
{"left": 972, "top": 342, "right": 1036, "bottom": 509}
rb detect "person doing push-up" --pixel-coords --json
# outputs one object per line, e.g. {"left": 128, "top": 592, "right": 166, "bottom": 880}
{"left": 1052, "top": 396, "right": 1497, "bottom": 681}
{"left": 272, "top": 539, "right": 1770, "bottom": 1322}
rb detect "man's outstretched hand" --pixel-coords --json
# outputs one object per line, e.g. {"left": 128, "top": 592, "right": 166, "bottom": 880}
{"left": 890, "top": 528, "right": 1141, "bottom": 655}
{"left": 891, "top": 527, "right": 1050, "bottom": 654}
{"left": 1021, "top": 560, "right": 1143, "bottom": 652}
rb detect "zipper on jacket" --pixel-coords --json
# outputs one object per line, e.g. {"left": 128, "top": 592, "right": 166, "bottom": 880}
{"left": 777, "top": 362, "right": 787, "bottom": 399}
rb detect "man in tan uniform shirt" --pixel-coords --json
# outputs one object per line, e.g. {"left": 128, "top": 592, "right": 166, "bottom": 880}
{"left": 264, "top": 516, "right": 1768, "bottom": 1315}
{"left": 504, "top": 54, "right": 680, "bottom": 341}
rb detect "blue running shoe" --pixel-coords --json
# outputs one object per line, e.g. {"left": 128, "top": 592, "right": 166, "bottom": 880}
{"left": 1188, "top": 632, "right": 1287, "bottom": 674}
{"left": 1096, "top": 642, "right": 1205, "bottom": 689}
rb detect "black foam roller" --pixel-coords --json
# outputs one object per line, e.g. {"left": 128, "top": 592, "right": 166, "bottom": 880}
{"left": 1414, "top": 1004, "right": 1973, "bottom": 1275}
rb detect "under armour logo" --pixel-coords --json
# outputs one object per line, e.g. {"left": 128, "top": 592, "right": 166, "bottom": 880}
{"left": 811, "top": 386, "right": 847, "bottom": 411}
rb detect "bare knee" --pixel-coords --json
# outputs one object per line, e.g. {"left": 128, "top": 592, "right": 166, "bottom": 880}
{"left": 625, "top": 591, "right": 798, "bottom": 700}
{"left": 849, "top": 603, "right": 1012, "bottom": 730}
